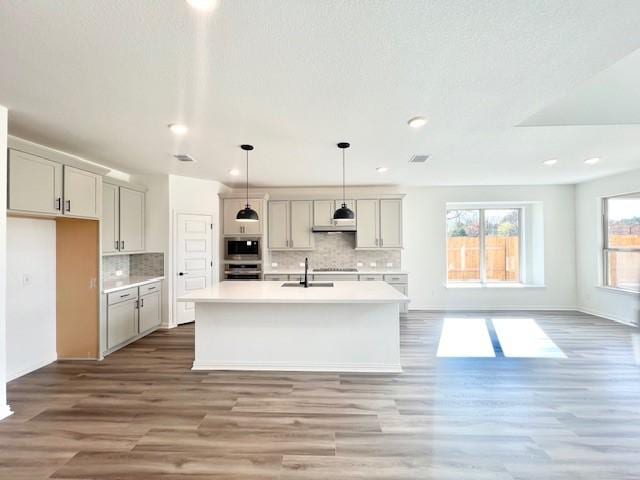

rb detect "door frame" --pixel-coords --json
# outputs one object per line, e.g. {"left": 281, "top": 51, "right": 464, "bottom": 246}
{"left": 171, "top": 210, "right": 215, "bottom": 328}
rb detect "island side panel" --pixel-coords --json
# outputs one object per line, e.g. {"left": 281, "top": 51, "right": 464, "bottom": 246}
{"left": 192, "top": 302, "right": 401, "bottom": 372}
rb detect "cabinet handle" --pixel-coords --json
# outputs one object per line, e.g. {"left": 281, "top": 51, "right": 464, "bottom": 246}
{"left": 290, "top": 240, "right": 293, "bottom": 248}
{"left": 140, "top": 298, "right": 144, "bottom": 308}
{"left": 121, "top": 240, "right": 125, "bottom": 250}
{"left": 55, "top": 197, "right": 62, "bottom": 211}
{"left": 135, "top": 300, "right": 139, "bottom": 309}
{"left": 147, "top": 286, "right": 156, "bottom": 290}
{"left": 115, "top": 240, "right": 119, "bottom": 251}
{"left": 380, "top": 238, "right": 383, "bottom": 247}
{"left": 66, "top": 200, "right": 71, "bottom": 212}
{"left": 120, "top": 293, "right": 130, "bottom": 298}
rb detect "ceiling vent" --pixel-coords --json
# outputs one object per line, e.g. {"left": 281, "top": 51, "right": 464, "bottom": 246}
{"left": 174, "top": 154, "right": 195, "bottom": 162}
{"left": 409, "top": 154, "right": 430, "bottom": 163}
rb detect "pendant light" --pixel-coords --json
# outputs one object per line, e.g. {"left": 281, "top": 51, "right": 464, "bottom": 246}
{"left": 334, "top": 142, "right": 355, "bottom": 221}
{"left": 236, "top": 144, "right": 259, "bottom": 222}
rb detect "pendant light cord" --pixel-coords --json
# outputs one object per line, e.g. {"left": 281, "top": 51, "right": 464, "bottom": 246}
{"left": 342, "top": 148, "right": 346, "bottom": 204}
{"left": 246, "top": 149, "right": 249, "bottom": 207}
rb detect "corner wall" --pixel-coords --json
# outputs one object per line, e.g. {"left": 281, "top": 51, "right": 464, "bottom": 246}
{"left": 576, "top": 168, "right": 640, "bottom": 325}
{"left": 0, "top": 105, "right": 10, "bottom": 419}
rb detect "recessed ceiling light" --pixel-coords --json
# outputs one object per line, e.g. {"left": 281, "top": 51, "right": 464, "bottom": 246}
{"left": 543, "top": 159, "right": 557, "bottom": 166}
{"left": 584, "top": 157, "right": 600, "bottom": 165}
{"left": 407, "top": 116, "right": 428, "bottom": 128}
{"left": 228, "top": 168, "right": 240, "bottom": 176}
{"left": 376, "top": 167, "right": 389, "bottom": 173}
{"left": 168, "top": 123, "right": 188, "bottom": 135}
{"left": 186, "top": 0, "right": 219, "bottom": 11}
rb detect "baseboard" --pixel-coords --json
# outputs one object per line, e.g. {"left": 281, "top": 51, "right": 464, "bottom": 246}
{"left": 577, "top": 307, "right": 636, "bottom": 327}
{"left": 409, "top": 306, "right": 579, "bottom": 312}
{"left": 192, "top": 361, "right": 403, "bottom": 373}
{"left": 7, "top": 356, "right": 56, "bottom": 382}
{"left": 0, "top": 404, "right": 13, "bottom": 421}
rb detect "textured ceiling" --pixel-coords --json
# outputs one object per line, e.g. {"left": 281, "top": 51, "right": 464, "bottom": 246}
{"left": 1, "top": 0, "right": 640, "bottom": 187}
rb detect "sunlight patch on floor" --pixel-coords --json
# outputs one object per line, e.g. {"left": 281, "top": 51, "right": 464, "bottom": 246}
{"left": 436, "top": 318, "right": 495, "bottom": 357}
{"left": 492, "top": 318, "right": 567, "bottom": 358}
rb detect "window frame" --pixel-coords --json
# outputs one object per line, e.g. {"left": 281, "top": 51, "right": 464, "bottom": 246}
{"left": 602, "top": 193, "right": 640, "bottom": 293}
{"left": 446, "top": 207, "right": 523, "bottom": 285}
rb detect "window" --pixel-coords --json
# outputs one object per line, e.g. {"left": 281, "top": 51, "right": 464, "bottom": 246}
{"left": 604, "top": 193, "right": 640, "bottom": 292}
{"left": 447, "top": 208, "right": 521, "bottom": 283}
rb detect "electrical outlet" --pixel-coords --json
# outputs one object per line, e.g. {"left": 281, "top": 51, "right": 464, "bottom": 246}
{"left": 299, "top": 262, "right": 305, "bottom": 267}
{"left": 356, "top": 262, "right": 363, "bottom": 267}
{"left": 271, "top": 262, "right": 278, "bottom": 268}
{"left": 369, "top": 262, "right": 377, "bottom": 267}
{"left": 22, "top": 273, "right": 32, "bottom": 286}
{"left": 386, "top": 262, "right": 393, "bottom": 267}
{"left": 115, "top": 270, "right": 124, "bottom": 277}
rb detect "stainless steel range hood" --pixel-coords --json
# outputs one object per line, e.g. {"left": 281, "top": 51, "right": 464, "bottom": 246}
{"left": 312, "top": 224, "right": 357, "bottom": 233}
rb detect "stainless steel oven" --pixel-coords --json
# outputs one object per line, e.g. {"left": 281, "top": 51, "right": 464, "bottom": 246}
{"left": 224, "top": 263, "right": 262, "bottom": 281}
{"left": 225, "top": 237, "right": 261, "bottom": 260}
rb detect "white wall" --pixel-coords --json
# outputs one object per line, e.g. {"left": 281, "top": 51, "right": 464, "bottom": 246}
{"left": 168, "top": 175, "right": 230, "bottom": 327}
{"left": 576, "top": 168, "right": 640, "bottom": 325}
{"left": 6, "top": 218, "right": 57, "bottom": 380}
{"left": 0, "top": 105, "right": 10, "bottom": 419}
{"left": 403, "top": 185, "right": 577, "bottom": 310}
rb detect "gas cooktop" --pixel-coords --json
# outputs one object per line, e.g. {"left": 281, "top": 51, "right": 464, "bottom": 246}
{"left": 313, "top": 268, "right": 358, "bottom": 272}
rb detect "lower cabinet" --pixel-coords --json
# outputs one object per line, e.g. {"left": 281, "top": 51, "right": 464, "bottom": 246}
{"left": 107, "top": 298, "right": 138, "bottom": 349}
{"left": 139, "top": 290, "right": 161, "bottom": 332}
{"left": 106, "top": 281, "right": 162, "bottom": 352}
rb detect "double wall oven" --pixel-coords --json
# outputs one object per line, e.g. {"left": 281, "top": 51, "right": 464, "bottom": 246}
{"left": 224, "top": 237, "right": 262, "bottom": 280}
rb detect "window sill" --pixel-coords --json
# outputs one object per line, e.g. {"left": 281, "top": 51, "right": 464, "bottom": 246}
{"left": 596, "top": 286, "right": 639, "bottom": 296}
{"left": 445, "top": 283, "right": 546, "bottom": 289}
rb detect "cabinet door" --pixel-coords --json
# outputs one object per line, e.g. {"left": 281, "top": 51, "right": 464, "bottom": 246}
{"left": 356, "top": 199, "right": 379, "bottom": 248}
{"left": 268, "top": 201, "right": 290, "bottom": 249}
{"left": 107, "top": 299, "right": 138, "bottom": 349}
{"left": 102, "top": 183, "right": 119, "bottom": 253}
{"left": 241, "top": 199, "right": 264, "bottom": 235}
{"left": 139, "top": 291, "right": 161, "bottom": 332}
{"left": 390, "top": 284, "right": 408, "bottom": 313}
{"left": 223, "top": 199, "right": 244, "bottom": 235}
{"left": 64, "top": 166, "right": 100, "bottom": 218}
{"left": 379, "top": 199, "right": 402, "bottom": 248}
{"left": 290, "top": 200, "right": 313, "bottom": 249}
{"left": 119, "top": 187, "right": 145, "bottom": 252}
{"left": 313, "top": 200, "right": 335, "bottom": 227}
{"left": 8, "top": 149, "right": 63, "bottom": 215}
{"left": 333, "top": 199, "right": 356, "bottom": 226}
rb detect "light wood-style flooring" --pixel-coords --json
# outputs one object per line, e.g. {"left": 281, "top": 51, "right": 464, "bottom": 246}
{"left": 1, "top": 311, "right": 640, "bottom": 479}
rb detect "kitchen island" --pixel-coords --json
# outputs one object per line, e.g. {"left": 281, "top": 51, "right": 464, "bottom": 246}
{"left": 178, "top": 281, "right": 409, "bottom": 372}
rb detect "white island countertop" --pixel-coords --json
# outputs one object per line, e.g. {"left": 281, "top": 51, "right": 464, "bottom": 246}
{"left": 179, "top": 280, "right": 409, "bottom": 304}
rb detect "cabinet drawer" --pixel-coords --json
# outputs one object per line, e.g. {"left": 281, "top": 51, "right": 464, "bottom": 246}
{"left": 359, "top": 274, "right": 384, "bottom": 281}
{"left": 107, "top": 287, "right": 139, "bottom": 305}
{"left": 312, "top": 274, "right": 359, "bottom": 281}
{"left": 140, "top": 281, "right": 161, "bottom": 296}
{"left": 288, "top": 274, "right": 305, "bottom": 282}
{"left": 264, "top": 274, "right": 289, "bottom": 281}
{"left": 384, "top": 274, "right": 408, "bottom": 283}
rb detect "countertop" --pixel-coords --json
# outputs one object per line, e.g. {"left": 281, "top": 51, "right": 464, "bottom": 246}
{"left": 103, "top": 275, "right": 165, "bottom": 294}
{"left": 264, "top": 270, "right": 408, "bottom": 276}
{"left": 178, "top": 281, "right": 409, "bottom": 304}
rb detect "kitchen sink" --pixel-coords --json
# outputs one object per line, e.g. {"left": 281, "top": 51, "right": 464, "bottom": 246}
{"left": 281, "top": 282, "right": 334, "bottom": 287}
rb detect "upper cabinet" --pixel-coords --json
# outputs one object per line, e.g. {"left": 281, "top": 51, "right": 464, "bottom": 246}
{"left": 102, "top": 183, "right": 145, "bottom": 254}
{"left": 8, "top": 148, "right": 101, "bottom": 219}
{"left": 268, "top": 200, "right": 313, "bottom": 250}
{"left": 223, "top": 198, "right": 264, "bottom": 235}
{"left": 356, "top": 198, "right": 403, "bottom": 249}
{"left": 313, "top": 199, "right": 356, "bottom": 227}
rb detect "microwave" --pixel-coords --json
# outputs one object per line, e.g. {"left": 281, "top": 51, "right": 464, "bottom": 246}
{"left": 225, "top": 237, "right": 261, "bottom": 260}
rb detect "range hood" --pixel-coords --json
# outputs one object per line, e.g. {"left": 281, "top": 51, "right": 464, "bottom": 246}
{"left": 312, "top": 224, "right": 356, "bottom": 233}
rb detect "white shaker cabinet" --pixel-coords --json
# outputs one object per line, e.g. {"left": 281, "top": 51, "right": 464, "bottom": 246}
{"left": 8, "top": 149, "right": 63, "bottom": 215}
{"left": 290, "top": 200, "right": 313, "bottom": 249}
{"left": 313, "top": 200, "right": 334, "bottom": 227}
{"left": 63, "top": 165, "right": 101, "bottom": 219}
{"left": 356, "top": 198, "right": 403, "bottom": 249}
{"left": 139, "top": 290, "right": 161, "bottom": 332}
{"left": 119, "top": 187, "right": 145, "bottom": 252}
{"left": 107, "top": 298, "right": 138, "bottom": 349}
{"left": 102, "top": 183, "right": 119, "bottom": 254}
{"left": 355, "top": 199, "right": 379, "bottom": 248}
{"left": 268, "top": 200, "right": 290, "bottom": 249}
{"left": 223, "top": 198, "right": 264, "bottom": 235}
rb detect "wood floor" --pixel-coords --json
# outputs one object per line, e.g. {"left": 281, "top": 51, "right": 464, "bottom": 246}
{"left": 1, "top": 311, "right": 640, "bottom": 479}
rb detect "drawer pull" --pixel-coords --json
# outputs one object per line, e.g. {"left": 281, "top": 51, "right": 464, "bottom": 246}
{"left": 120, "top": 293, "right": 130, "bottom": 298}
{"left": 147, "top": 286, "right": 156, "bottom": 290}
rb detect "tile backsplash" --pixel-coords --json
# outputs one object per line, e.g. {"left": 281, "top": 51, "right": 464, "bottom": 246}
{"left": 269, "top": 232, "right": 401, "bottom": 270}
{"left": 103, "top": 253, "right": 164, "bottom": 279}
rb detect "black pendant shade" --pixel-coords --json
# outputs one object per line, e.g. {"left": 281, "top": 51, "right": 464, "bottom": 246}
{"left": 333, "top": 142, "right": 355, "bottom": 222}
{"left": 236, "top": 144, "right": 259, "bottom": 223}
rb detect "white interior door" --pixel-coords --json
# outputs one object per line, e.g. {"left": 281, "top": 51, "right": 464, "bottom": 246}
{"left": 176, "top": 213, "right": 213, "bottom": 325}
